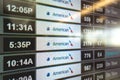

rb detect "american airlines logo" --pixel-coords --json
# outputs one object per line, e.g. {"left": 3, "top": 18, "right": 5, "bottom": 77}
{"left": 47, "top": 27, "right": 73, "bottom": 33}
{"left": 69, "top": 67, "right": 74, "bottom": 73}
{"left": 46, "top": 11, "right": 73, "bottom": 20}
{"left": 47, "top": 40, "right": 73, "bottom": 46}
{"left": 69, "top": 54, "right": 73, "bottom": 60}
{"left": 69, "top": 13, "right": 73, "bottom": 20}
{"left": 46, "top": 54, "right": 73, "bottom": 61}
{"left": 69, "top": 40, "right": 73, "bottom": 46}
{"left": 69, "top": 27, "right": 73, "bottom": 33}
{"left": 46, "top": 67, "right": 73, "bottom": 77}
{"left": 52, "top": 0, "right": 73, "bottom": 6}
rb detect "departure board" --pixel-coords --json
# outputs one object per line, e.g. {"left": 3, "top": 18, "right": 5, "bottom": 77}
{"left": 0, "top": 0, "right": 120, "bottom": 80}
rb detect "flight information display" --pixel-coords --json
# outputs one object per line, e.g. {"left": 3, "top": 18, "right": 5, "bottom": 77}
{"left": 0, "top": 0, "right": 120, "bottom": 80}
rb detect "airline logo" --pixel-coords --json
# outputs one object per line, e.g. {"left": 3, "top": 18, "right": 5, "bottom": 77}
{"left": 69, "top": 13, "right": 73, "bottom": 20}
{"left": 47, "top": 27, "right": 73, "bottom": 33}
{"left": 69, "top": 0, "right": 73, "bottom": 6}
{"left": 36, "top": 5, "right": 80, "bottom": 23}
{"left": 69, "top": 27, "right": 73, "bottom": 33}
{"left": 47, "top": 40, "right": 73, "bottom": 47}
{"left": 46, "top": 54, "right": 74, "bottom": 62}
{"left": 46, "top": 67, "right": 73, "bottom": 77}
{"left": 36, "top": 63, "right": 81, "bottom": 79}
{"left": 46, "top": 11, "right": 74, "bottom": 20}
{"left": 69, "top": 40, "right": 73, "bottom": 46}
{"left": 52, "top": 0, "right": 73, "bottom": 6}
{"left": 69, "top": 54, "right": 73, "bottom": 60}
{"left": 69, "top": 67, "right": 74, "bottom": 73}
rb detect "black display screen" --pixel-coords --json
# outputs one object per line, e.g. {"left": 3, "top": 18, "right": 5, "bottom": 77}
{"left": 81, "top": 1, "right": 93, "bottom": 11}
{"left": 95, "top": 61, "right": 105, "bottom": 70}
{"left": 95, "top": 50, "right": 105, "bottom": 59}
{"left": 4, "top": 37, "right": 36, "bottom": 52}
{"left": 3, "top": 0, "right": 35, "bottom": 17}
{"left": 4, "top": 54, "right": 35, "bottom": 71}
{"left": 81, "top": 50, "right": 93, "bottom": 60}
{"left": 82, "top": 63, "right": 93, "bottom": 73}
{"left": 4, "top": 18, "right": 35, "bottom": 34}
{"left": 95, "top": 72, "right": 105, "bottom": 80}
{"left": 81, "top": 39, "right": 93, "bottom": 48}
{"left": 82, "top": 75, "right": 94, "bottom": 80}
{"left": 81, "top": 14, "right": 93, "bottom": 24}
{"left": 94, "top": 15, "right": 105, "bottom": 25}
{"left": 3, "top": 71, "right": 36, "bottom": 80}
